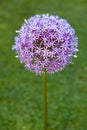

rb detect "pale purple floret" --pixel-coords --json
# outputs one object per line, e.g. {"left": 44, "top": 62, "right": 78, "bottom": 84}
{"left": 12, "top": 14, "right": 78, "bottom": 75}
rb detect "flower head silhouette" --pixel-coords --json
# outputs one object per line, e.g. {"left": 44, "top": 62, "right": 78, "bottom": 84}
{"left": 13, "top": 14, "right": 78, "bottom": 75}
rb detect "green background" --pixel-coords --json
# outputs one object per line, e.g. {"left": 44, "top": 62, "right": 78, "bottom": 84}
{"left": 0, "top": 0, "right": 87, "bottom": 129}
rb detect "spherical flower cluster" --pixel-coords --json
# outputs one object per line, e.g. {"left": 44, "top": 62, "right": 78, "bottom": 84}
{"left": 12, "top": 14, "right": 78, "bottom": 75}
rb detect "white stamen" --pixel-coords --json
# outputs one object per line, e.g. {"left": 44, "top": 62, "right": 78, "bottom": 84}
{"left": 16, "top": 30, "right": 19, "bottom": 33}
{"left": 24, "top": 19, "right": 27, "bottom": 23}
{"left": 15, "top": 55, "right": 19, "bottom": 58}
{"left": 73, "top": 55, "right": 77, "bottom": 58}
{"left": 20, "top": 61, "right": 23, "bottom": 63}
{"left": 76, "top": 49, "right": 79, "bottom": 52}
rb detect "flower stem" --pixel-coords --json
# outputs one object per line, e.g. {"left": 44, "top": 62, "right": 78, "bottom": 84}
{"left": 43, "top": 69, "right": 47, "bottom": 130}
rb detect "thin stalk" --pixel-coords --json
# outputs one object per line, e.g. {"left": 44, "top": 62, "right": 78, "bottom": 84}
{"left": 43, "top": 69, "right": 47, "bottom": 130}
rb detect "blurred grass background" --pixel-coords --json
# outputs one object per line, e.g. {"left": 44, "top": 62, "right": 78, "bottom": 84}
{"left": 0, "top": 0, "right": 87, "bottom": 130}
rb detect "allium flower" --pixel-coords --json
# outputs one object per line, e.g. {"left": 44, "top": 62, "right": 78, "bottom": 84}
{"left": 12, "top": 14, "right": 78, "bottom": 75}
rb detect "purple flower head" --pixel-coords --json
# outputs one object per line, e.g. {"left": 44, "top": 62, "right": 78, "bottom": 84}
{"left": 12, "top": 14, "right": 78, "bottom": 75}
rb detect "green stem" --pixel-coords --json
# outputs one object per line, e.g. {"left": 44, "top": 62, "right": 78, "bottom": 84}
{"left": 43, "top": 69, "right": 47, "bottom": 130}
